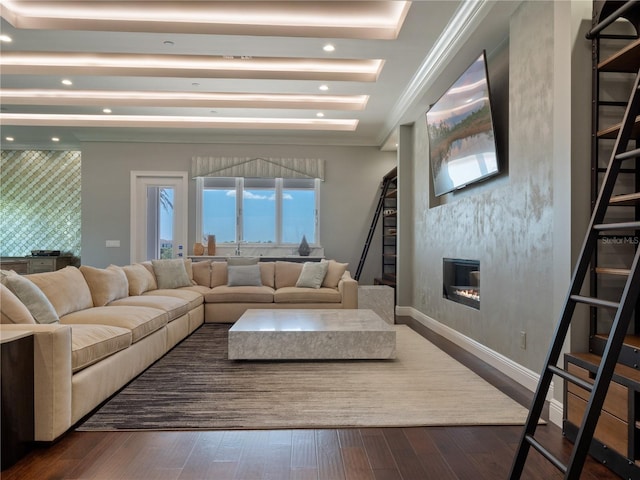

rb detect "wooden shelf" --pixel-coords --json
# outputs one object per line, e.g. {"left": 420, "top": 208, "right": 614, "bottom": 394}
{"left": 598, "top": 37, "right": 640, "bottom": 72}
{"left": 597, "top": 115, "right": 640, "bottom": 138}
{"left": 595, "top": 267, "right": 631, "bottom": 276}
{"left": 566, "top": 351, "right": 640, "bottom": 387}
{"left": 385, "top": 189, "right": 397, "bottom": 198}
{"left": 610, "top": 191, "right": 640, "bottom": 205}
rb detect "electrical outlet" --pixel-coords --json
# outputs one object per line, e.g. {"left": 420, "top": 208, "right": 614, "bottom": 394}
{"left": 520, "top": 331, "right": 526, "bottom": 350}
{"left": 105, "top": 240, "right": 120, "bottom": 248}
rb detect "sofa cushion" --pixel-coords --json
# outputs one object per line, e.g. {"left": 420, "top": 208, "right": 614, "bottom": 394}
{"left": 260, "top": 262, "right": 275, "bottom": 288}
{"left": 227, "top": 264, "right": 262, "bottom": 286}
{"left": 322, "top": 260, "right": 349, "bottom": 288}
{"left": 205, "top": 285, "right": 274, "bottom": 303}
{"left": 144, "top": 288, "right": 204, "bottom": 311}
{"left": 80, "top": 265, "right": 129, "bottom": 307}
{"left": 191, "top": 260, "right": 211, "bottom": 287}
{"left": 0, "top": 282, "right": 37, "bottom": 324}
{"left": 61, "top": 305, "right": 168, "bottom": 343}
{"left": 70, "top": 324, "right": 132, "bottom": 373}
{"left": 122, "top": 263, "right": 158, "bottom": 295}
{"left": 108, "top": 295, "right": 189, "bottom": 322}
{"left": 274, "top": 286, "right": 342, "bottom": 303}
{"left": 4, "top": 274, "right": 60, "bottom": 324}
{"left": 27, "top": 266, "right": 93, "bottom": 317}
{"left": 152, "top": 259, "right": 192, "bottom": 289}
{"left": 275, "top": 261, "right": 304, "bottom": 289}
{"left": 296, "top": 261, "right": 328, "bottom": 289}
{"left": 210, "top": 261, "right": 228, "bottom": 287}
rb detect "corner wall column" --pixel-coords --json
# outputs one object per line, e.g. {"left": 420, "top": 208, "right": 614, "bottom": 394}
{"left": 396, "top": 124, "right": 414, "bottom": 309}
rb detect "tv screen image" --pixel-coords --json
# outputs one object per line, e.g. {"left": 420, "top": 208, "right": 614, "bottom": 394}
{"left": 426, "top": 51, "right": 499, "bottom": 197}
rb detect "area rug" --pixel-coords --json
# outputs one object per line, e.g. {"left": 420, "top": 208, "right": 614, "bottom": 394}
{"left": 77, "top": 324, "right": 531, "bottom": 431}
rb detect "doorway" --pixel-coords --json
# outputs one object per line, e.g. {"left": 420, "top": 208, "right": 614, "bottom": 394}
{"left": 130, "top": 172, "right": 188, "bottom": 263}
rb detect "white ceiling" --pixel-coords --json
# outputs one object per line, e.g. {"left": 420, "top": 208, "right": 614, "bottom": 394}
{"left": 0, "top": 1, "right": 518, "bottom": 151}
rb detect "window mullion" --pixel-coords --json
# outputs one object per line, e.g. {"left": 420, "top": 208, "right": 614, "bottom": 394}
{"left": 236, "top": 178, "right": 243, "bottom": 243}
{"left": 275, "top": 178, "right": 283, "bottom": 245}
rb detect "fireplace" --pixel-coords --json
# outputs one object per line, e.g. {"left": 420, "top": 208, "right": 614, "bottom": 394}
{"left": 443, "top": 258, "right": 480, "bottom": 309}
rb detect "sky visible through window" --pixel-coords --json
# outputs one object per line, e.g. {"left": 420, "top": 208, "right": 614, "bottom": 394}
{"left": 160, "top": 185, "right": 316, "bottom": 244}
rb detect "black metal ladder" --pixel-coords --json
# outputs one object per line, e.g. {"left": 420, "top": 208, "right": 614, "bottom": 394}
{"left": 508, "top": 64, "right": 640, "bottom": 479}
{"left": 354, "top": 173, "right": 395, "bottom": 281}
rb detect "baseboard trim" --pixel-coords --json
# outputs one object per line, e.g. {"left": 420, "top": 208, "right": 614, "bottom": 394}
{"left": 397, "top": 306, "right": 562, "bottom": 427}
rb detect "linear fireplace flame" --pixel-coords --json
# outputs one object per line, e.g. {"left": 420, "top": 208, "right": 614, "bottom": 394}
{"left": 443, "top": 258, "right": 480, "bottom": 309}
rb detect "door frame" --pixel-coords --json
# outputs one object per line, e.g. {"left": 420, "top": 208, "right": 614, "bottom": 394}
{"left": 130, "top": 171, "right": 188, "bottom": 263}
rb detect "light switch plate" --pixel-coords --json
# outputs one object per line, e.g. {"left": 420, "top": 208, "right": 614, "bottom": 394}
{"left": 106, "top": 240, "right": 120, "bottom": 248}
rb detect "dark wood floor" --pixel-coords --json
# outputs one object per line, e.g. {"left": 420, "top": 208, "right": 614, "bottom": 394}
{"left": 1, "top": 317, "right": 621, "bottom": 480}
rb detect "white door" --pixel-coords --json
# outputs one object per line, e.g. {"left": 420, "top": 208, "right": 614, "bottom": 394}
{"left": 131, "top": 172, "right": 188, "bottom": 263}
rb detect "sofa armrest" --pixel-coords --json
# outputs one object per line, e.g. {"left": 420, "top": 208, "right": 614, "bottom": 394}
{"left": 0, "top": 324, "right": 73, "bottom": 441}
{"left": 338, "top": 271, "right": 358, "bottom": 309}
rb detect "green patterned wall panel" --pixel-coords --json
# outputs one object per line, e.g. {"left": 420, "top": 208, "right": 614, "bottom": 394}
{"left": 1, "top": 150, "right": 81, "bottom": 257}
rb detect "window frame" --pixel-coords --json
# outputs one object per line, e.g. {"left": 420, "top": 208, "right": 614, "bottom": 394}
{"left": 195, "top": 176, "right": 320, "bottom": 247}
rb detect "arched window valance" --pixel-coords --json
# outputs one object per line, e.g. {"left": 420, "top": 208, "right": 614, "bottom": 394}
{"left": 192, "top": 156, "right": 324, "bottom": 180}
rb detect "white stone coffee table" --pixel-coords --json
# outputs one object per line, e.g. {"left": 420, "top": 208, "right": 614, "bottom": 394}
{"left": 228, "top": 309, "right": 396, "bottom": 360}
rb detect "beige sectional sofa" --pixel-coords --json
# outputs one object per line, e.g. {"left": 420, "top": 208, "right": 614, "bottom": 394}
{"left": 0, "top": 258, "right": 357, "bottom": 442}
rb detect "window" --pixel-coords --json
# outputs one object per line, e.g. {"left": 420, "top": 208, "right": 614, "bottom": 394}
{"left": 197, "top": 177, "right": 319, "bottom": 245}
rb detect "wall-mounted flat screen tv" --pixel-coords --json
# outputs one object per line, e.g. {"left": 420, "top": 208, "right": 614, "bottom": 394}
{"left": 426, "top": 51, "right": 500, "bottom": 197}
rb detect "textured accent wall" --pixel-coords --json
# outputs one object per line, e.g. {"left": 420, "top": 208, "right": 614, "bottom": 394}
{"left": 408, "top": 1, "right": 558, "bottom": 374}
{"left": 1, "top": 150, "right": 81, "bottom": 257}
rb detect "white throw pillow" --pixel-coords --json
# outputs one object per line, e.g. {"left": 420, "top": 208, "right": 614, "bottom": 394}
{"left": 4, "top": 274, "right": 59, "bottom": 324}
{"left": 296, "top": 261, "right": 329, "bottom": 289}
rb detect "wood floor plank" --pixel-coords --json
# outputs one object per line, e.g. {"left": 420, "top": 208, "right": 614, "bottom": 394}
{"left": 402, "top": 428, "right": 457, "bottom": 480}
{"left": 178, "top": 431, "right": 225, "bottom": 480}
{"left": 360, "top": 428, "right": 396, "bottom": 471}
{"left": 233, "top": 430, "right": 270, "bottom": 480}
{"left": 382, "top": 428, "right": 429, "bottom": 480}
{"left": 316, "top": 429, "right": 346, "bottom": 480}
{"left": 341, "top": 447, "right": 375, "bottom": 480}
{"left": 291, "top": 429, "right": 317, "bottom": 469}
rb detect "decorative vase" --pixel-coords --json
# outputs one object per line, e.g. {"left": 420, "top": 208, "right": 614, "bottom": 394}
{"left": 193, "top": 242, "right": 205, "bottom": 256}
{"left": 207, "top": 235, "right": 216, "bottom": 256}
{"left": 297, "top": 235, "right": 311, "bottom": 256}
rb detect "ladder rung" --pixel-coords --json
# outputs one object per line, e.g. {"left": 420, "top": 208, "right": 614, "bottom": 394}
{"left": 525, "top": 434, "right": 567, "bottom": 474}
{"left": 595, "top": 267, "right": 631, "bottom": 276}
{"left": 594, "top": 221, "right": 640, "bottom": 231}
{"left": 547, "top": 365, "right": 594, "bottom": 392}
{"left": 570, "top": 295, "right": 620, "bottom": 309}
{"left": 615, "top": 147, "right": 640, "bottom": 161}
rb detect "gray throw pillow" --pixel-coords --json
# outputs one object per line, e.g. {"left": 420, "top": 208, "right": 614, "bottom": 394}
{"left": 295, "top": 261, "right": 329, "bottom": 289}
{"left": 5, "top": 274, "right": 60, "bottom": 324}
{"left": 151, "top": 259, "right": 192, "bottom": 289}
{"left": 227, "top": 264, "right": 262, "bottom": 286}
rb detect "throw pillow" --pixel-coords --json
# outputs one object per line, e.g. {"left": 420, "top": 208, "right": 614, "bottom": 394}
{"left": 0, "top": 283, "right": 36, "bottom": 324}
{"left": 4, "top": 274, "right": 59, "bottom": 324}
{"left": 296, "top": 261, "right": 329, "bottom": 289}
{"left": 322, "top": 260, "right": 349, "bottom": 288}
{"left": 191, "top": 260, "right": 212, "bottom": 287}
{"left": 227, "top": 264, "right": 263, "bottom": 286}
{"left": 227, "top": 256, "right": 259, "bottom": 266}
{"left": 80, "top": 265, "right": 129, "bottom": 307}
{"left": 122, "top": 263, "right": 158, "bottom": 295}
{"left": 151, "top": 259, "right": 192, "bottom": 289}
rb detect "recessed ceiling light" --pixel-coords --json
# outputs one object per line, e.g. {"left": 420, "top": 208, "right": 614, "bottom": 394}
{"left": 323, "top": 44, "right": 335, "bottom": 52}
{"left": 319, "top": 84, "right": 329, "bottom": 91}
{"left": 316, "top": 112, "right": 325, "bottom": 118}
{"left": 5, "top": 136, "right": 14, "bottom": 142}
{"left": 102, "top": 108, "right": 112, "bottom": 114}
{"left": 51, "top": 137, "right": 60, "bottom": 142}
{"left": 61, "top": 79, "right": 72, "bottom": 86}
{"left": 0, "top": 35, "right": 12, "bottom": 43}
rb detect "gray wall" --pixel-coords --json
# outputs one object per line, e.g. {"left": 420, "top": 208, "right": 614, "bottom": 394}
{"left": 81, "top": 142, "right": 395, "bottom": 283}
{"left": 402, "top": 0, "right": 591, "bottom": 378}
